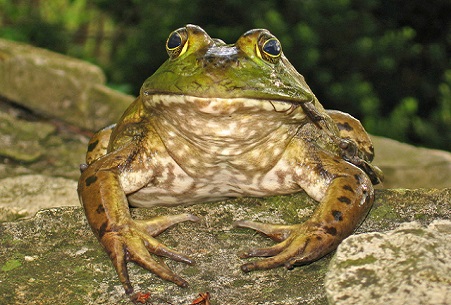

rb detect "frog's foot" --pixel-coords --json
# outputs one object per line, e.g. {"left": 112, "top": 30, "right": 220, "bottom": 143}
{"left": 101, "top": 213, "right": 200, "bottom": 294}
{"left": 235, "top": 220, "right": 337, "bottom": 272}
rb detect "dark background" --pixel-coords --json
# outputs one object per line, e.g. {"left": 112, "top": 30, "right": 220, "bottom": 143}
{"left": 1, "top": 0, "right": 450, "bottom": 150}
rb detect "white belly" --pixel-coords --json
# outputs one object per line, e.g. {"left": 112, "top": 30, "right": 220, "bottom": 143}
{"left": 127, "top": 157, "right": 301, "bottom": 208}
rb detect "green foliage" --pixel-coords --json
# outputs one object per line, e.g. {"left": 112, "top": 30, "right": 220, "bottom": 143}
{"left": 0, "top": 0, "right": 108, "bottom": 58}
{"left": 0, "top": 1, "right": 69, "bottom": 52}
{"left": 0, "top": 0, "right": 449, "bottom": 150}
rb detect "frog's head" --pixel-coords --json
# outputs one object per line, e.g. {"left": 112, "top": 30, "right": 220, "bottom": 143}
{"left": 141, "top": 24, "right": 315, "bottom": 106}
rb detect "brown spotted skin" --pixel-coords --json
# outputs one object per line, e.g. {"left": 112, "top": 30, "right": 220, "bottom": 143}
{"left": 78, "top": 102, "right": 200, "bottom": 293}
{"left": 326, "top": 110, "right": 375, "bottom": 161}
{"left": 77, "top": 25, "right": 383, "bottom": 296}
{"left": 236, "top": 148, "right": 374, "bottom": 271}
{"left": 85, "top": 124, "right": 115, "bottom": 165}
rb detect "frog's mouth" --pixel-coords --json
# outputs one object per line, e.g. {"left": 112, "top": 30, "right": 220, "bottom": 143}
{"left": 144, "top": 94, "right": 305, "bottom": 117}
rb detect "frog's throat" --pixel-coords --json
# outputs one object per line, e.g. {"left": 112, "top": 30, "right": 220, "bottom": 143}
{"left": 143, "top": 94, "right": 306, "bottom": 117}
{"left": 144, "top": 94, "right": 306, "bottom": 161}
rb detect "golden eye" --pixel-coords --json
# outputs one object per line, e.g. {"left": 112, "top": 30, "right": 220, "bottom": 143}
{"left": 166, "top": 28, "right": 188, "bottom": 59}
{"left": 258, "top": 35, "right": 282, "bottom": 63}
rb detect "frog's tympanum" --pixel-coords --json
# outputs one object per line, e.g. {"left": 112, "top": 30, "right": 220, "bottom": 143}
{"left": 78, "top": 25, "right": 383, "bottom": 297}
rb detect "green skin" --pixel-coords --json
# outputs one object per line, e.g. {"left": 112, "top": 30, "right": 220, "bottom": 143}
{"left": 78, "top": 24, "right": 383, "bottom": 297}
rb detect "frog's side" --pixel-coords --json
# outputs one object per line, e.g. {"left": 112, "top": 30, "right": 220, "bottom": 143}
{"left": 78, "top": 25, "right": 383, "bottom": 297}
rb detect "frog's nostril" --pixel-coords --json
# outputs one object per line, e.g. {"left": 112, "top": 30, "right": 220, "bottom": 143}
{"left": 202, "top": 56, "right": 238, "bottom": 70}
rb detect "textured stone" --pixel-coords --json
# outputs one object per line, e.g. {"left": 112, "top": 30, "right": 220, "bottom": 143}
{"left": 0, "top": 111, "right": 55, "bottom": 162}
{"left": 0, "top": 189, "right": 449, "bottom": 305}
{"left": 0, "top": 174, "right": 79, "bottom": 222}
{"left": 0, "top": 97, "right": 88, "bottom": 180}
{"left": 0, "top": 38, "right": 133, "bottom": 131}
{"left": 372, "top": 136, "right": 451, "bottom": 189}
{"left": 326, "top": 220, "right": 451, "bottom": 305}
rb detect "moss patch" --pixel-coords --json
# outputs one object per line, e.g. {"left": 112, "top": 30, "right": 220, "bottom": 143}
{"left": 1, "top": 259, "right": 22, "bottom": 272}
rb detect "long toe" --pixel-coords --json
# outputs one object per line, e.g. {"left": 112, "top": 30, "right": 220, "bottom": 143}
{"left": 136, "top": 213, "right": 200, "bottom": 236}
{"left": 142, "top": 235, "right": 196, "bottom": 265}
{"left": 127, "top": 237, "right": 189, "bottom": 287}
{"left": 234, "top": 220, "right": 293, "bottom": 242}
{"left": 240, "top": 250, "right": 296, "bottom": 272}
{"left": 102, "top": 233, "right": 134, "bottom": 294}
{"left": 238, "top": 239, "right": 289, "bottom": 258}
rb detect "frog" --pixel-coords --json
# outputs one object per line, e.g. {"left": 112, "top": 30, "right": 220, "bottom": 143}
{"left": 77, "top": 24, "right": 383, "bottom": 298}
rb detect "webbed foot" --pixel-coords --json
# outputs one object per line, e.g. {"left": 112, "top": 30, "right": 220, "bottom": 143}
{"left": 101, "top": 213, "right": 200, "bottom": 294}
{"left": 235, "top": 220, "right": 337, "bottom": 272}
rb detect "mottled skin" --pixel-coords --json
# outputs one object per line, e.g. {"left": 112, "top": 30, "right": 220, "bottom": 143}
{"left": 78, "top": 25, "right": 383, "bottom": 297}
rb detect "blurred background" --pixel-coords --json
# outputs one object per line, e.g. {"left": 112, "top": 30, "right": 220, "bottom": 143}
{"left": 0, "top": 0, "right": 449, "bottom": 150}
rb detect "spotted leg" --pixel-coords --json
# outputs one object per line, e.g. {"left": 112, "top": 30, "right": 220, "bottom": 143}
{"left": 235, "top": 150, "right": 374, "bottom": 271}
{"left": 326, "top": 110, "right": 375, "bottom": 161}
{"left": 78, "top": 136, "right": 199, "bottom": 295}
{"left": 327, "top": 110, "right": 384, "bottom": 184}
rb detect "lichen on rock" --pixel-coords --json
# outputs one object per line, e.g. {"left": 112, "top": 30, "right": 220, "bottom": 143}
{"left": 326, "top": 220, "right": 451, "bottom": 305}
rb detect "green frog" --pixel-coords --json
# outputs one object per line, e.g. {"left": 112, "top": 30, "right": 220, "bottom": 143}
{"left": 78, "top": 24, "right": 383, "bottom": 297}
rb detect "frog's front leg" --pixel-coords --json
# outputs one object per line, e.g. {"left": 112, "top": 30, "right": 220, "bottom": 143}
{"left": 78, "top": 143, "right": 199, "bottom": 295}
{"left": 236, "top": 149, "right": 374, "bottom": 271}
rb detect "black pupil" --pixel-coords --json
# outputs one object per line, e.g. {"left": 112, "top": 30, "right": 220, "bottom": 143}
{"left": 167, "top": 33, "right": 182, "bottom": 49}
{"left": 263, "top": 39, "right": 281, "bottom": 56}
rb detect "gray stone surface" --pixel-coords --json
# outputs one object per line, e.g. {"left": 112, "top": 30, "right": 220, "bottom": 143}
{"left": 326, "top": 220, "right": 451, "bottom": 305}
{"left": 0, "top": 38, "right": 133, "bottom": 131}
{"left": 372, "top": 136, "right": 451, "bottom": 189}
{"left": 0, "top": 111, "right": 56, "bottom": 162}
{"left": 0, "top": 189, "right": 449, "bottom": 305}
{"left": 0, "top": 97, "right": 87, "bottom": 181}
{"left": 0, "top": 174, "right": 79, "bottom": 222}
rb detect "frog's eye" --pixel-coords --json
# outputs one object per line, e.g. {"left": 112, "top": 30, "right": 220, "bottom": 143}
{"left": 166, "top": 28, "right": 188, "bottom": 59}
{"left": 258, "top": 36, "right": 282, "bottom": 63}
{"left": 167, "top": 32, "right": 182, "bottom": 49}
{"left": 263, "top": 39, "right": 281, "bottom": 57}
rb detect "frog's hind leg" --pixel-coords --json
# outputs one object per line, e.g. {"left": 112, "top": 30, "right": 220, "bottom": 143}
{"left": 236, "top": 154, "right": 374, "bottom": 272}
{"left": 85, "top": 124, "right": 116, "bottom": 165}
{"left": 326, "top": 110, "right": 374, "bottom": 161}
{"left": 327, "top": 110, "right": 383, "bottom": 184}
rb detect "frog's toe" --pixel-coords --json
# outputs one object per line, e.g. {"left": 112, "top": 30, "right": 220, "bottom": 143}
{"left": 106, "top": 235, "right": 133, "bottom": 294}
{"left": 136, "top": 213, "right": 200, "bottom": 236}
{"left": 127, "top": 237, "right": 189, "bottom": 288}
{"left": 237, "top": 222, "right": 337, "bottom": 273}
{"left": 138, "top": 229, "right": 196, "bottom": 265}
{"left": 234, "top": 220, "right": 293, "bottom": 242}
{"left": 240, "top": 251, "right": 295, "bottom": 272}
{"left": 238, "top": 239, "right": 289, "bottom": 258}
{"left": 105, "top": 232, "right": 190, "bottom": 293}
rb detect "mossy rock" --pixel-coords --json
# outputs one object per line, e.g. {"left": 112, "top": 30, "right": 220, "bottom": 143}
{"left": 0, "top": 189, "right": 449, "bottom": 304}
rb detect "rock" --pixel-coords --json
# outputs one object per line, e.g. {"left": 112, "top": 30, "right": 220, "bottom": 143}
{"left": 0, "top": 111, "right": 55, "bottom": 162}
{"left": 0, "top": 189, "right": 449, "bottom": 305}
{"left": 372, "top": 136, "right": 451, "bottom": 189}
{"left": 0, "top": 96, "right": 88, "bottom": 180}
{"left": 358, "top": 188, "right": 451, "bottom": 232}
{"left": 25, "top": 130, "right": 87, "bottom": 180}
{"left": 325, "top": 220, "right": 451, "bottom": 305}
{"left": 0, "top": 38, "right": 133, "bottom": 131}
{"left": 0, "top": 174, "right": 79, "bottom": 222}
